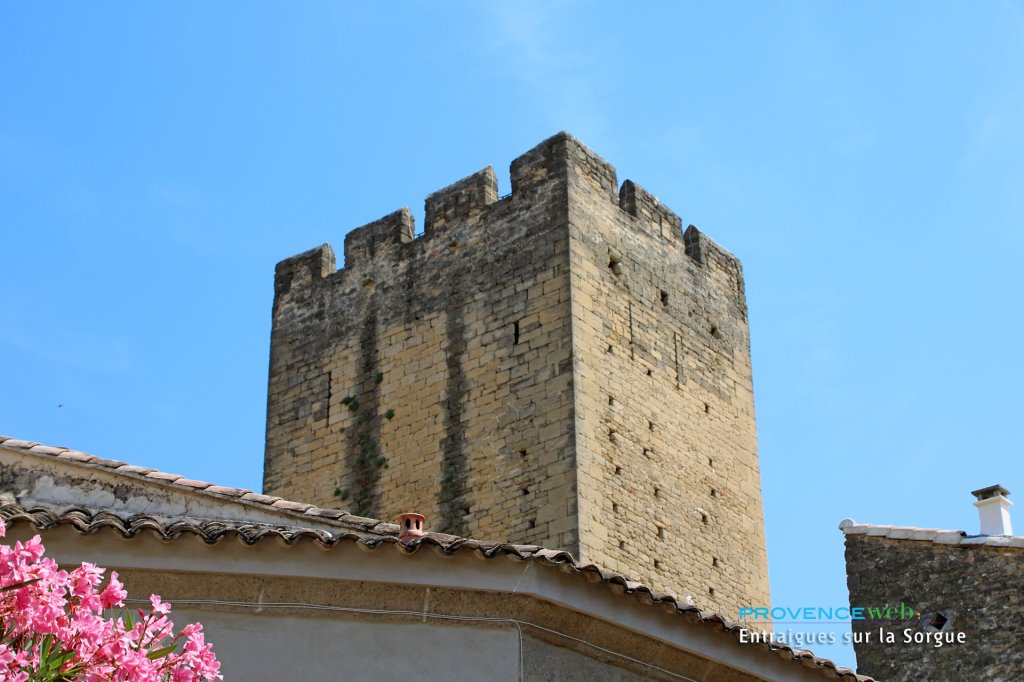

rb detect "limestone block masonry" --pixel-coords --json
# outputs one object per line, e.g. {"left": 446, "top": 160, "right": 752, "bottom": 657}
{"left": 263, "top": 132, "right": 770, "bottom": 616}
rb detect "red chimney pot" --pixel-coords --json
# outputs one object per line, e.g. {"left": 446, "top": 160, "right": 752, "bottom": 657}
{"left": 397, "top": 513, "right": 426, "bottom": 542}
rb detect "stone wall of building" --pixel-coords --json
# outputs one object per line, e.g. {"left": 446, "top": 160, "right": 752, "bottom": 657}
{"left": 844, "top": 533, "right": 1024, "bottom": 680}
{"left": 263, "top": 132, "right": 770, "bottom": 615}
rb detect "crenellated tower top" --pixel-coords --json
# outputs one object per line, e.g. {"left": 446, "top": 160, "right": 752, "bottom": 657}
{"left": 264, "top": 132, "right": 768, "bottom": 619}
{"left": 275, "top": 133, "right": 743, "bottom": 308}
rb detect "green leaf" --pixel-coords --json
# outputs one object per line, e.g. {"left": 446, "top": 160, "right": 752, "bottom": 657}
{"left": 41, "top": 650, "right": 76, "bottom": 676}
{"left": 39, "top": 634, "right": 53, "bottom": 664}
{"left": 146, "top": 644, "right": 179, "bottom": 660}
{"left": 54, "top": 651, "right": 76, "bottom": 667}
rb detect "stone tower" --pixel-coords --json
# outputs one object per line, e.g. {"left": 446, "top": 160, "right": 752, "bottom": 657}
{"left": 264, "top": 132, "right": 769, "bottom": 614}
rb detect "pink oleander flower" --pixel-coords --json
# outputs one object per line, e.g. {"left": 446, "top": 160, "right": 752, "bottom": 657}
{"left": 100, "top": 572, "right": 127, "bottom": 609}
{"left": 0, "top": 517, "right": 221, "bottom": 681}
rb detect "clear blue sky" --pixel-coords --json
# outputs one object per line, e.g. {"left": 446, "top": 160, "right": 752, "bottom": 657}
{"left": 3, "top": 2, "right": 1022, "bottom": 670}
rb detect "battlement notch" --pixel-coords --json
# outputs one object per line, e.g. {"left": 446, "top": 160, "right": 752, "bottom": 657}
{"left": 619, "top": 180, "right": 683, "bottom": 241}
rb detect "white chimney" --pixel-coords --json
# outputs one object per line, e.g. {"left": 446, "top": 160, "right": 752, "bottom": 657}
{"left": 971, "top": 485, "right": 1013, "bottom": 536}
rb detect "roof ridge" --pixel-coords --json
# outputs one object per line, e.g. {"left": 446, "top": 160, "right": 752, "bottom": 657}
{"left": 0, "top": 434, "right": 382, "bottom": 532}
{"left": 838, "top": 518, "right": 1024, "bottom": 547}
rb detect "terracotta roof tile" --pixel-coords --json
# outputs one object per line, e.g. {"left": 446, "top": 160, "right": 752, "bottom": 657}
{"left": 271, "top": 499, "right": 314, "bottom": 512}
{"left": 58, "top": 451, "right": 95, "bottom": 463}
{"left": 173, "top": 479, "right": 214, "bottom": 489}
{"left": 115, "top": 465, "right": 156, "bottom": 475}
{"left": 28, "top": 445, "right": 65, "bottom": 456}
{"left": 144, "top": 471, "right": 185, "bottom": 482}
{"left": 2, "top": 439, "right": 38, "bottom": 449}
{"left": 204, "top": 485, "right": 249, "bottom": 497}
{"left": 239, "top": 492, "right": 280, "bottom": 504}
{"left": 87, "top": 457, "right": 130, "bottom": 469}
{"left": 304, "top": 508, "right": 348, "bottom": 520}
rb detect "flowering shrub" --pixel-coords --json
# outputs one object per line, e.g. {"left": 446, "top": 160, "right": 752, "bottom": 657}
{"left": 0, "top": 518, "right": 220, "bottom": 681}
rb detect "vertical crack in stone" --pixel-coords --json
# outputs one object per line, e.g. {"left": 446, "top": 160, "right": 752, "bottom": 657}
{"left": 439, "top": 288, "right": 469, "bottom": 536}
{"left": 325, "top": 370, "right": 332, "bottom": 424}
{"left": 627, "top": 299, "right": 636, "bottom": 360}
{"left": 673, "top": 332, "right": 681, "bottom": 388}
